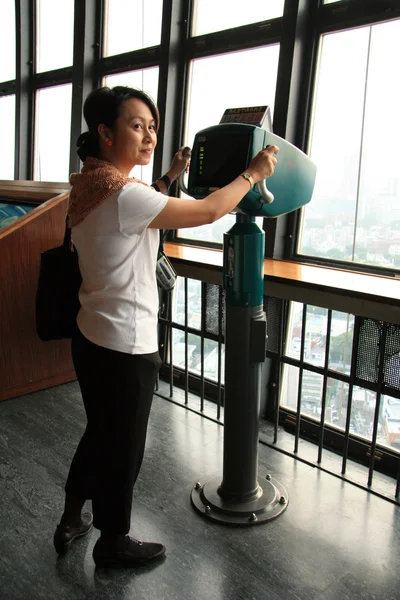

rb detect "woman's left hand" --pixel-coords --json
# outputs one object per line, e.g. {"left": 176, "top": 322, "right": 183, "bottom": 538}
{"left": 168, "top": 146, "right": 191, "bottom": 181}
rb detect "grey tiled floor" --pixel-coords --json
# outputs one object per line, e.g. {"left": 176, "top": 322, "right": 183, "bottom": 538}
{"left": 0, "top": 381, "right": 399, "bottom": 599}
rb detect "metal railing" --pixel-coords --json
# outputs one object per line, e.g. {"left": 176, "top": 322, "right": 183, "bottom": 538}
{"left": 157, "top": 276, "right": 400, "bottom": 505}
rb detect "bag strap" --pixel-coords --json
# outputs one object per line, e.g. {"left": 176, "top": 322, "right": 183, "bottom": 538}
{"left": 63, "top": 215, "right": 73, "bottom": 249}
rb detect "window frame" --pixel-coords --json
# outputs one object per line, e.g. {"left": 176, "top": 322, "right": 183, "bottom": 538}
{"left": 287, "top": 0, "right": 400, "bottom": 277}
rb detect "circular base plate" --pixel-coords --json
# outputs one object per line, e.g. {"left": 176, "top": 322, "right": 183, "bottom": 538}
{"left": 191, "top": 476, "right": 289, "bottom": 525}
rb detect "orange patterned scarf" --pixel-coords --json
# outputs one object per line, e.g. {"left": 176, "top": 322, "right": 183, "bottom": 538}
{"left": 67, "top": 157, "right": 148, "bottom": 228}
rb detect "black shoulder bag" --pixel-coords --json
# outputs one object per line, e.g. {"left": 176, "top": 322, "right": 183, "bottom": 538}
{"left": 35, "top": 219, "right": 82, "bottom": 341}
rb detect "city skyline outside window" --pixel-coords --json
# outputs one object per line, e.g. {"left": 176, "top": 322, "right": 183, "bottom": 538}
{"left": 298, "top": 20, "right": 400, "bottom": 271}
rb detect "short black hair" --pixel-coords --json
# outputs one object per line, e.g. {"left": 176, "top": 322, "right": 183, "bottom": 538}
{"left": 77, "top": 86, "right": 160, "bottom": 161}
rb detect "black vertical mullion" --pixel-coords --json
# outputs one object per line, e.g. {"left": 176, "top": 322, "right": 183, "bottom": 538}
{"left": 184, "top": 277, "right": 189, "bottom": 405}
{"left": 274, "top": 298, "right": 288, "bottom": 444}
{"left": 278, "top": 0, "right": 320, "bottom": 260}
{"left": 294, "top": 304, "right": 307, "bottom": 454}
{"left": 317, "top": 309, "right": 332, "bottom": 464}
{"left": 14, "top": 0, "right": 34, "bottom": 180}
{"left": 154, "top": 0, "right": 190, "bottom": 185}
{"left": 341, "top": 316, "right": 361, "bottom": 475}
{"left": 367, "top": 322, "right": 388, "bottom": 488}
{"left": 162, "top": 292, "right": 174, "bottom": 399}
{"left": 69, "top": 0, "right": 100, "bottom": 176}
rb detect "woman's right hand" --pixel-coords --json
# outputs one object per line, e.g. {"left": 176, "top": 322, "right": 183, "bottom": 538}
{"left": 149, "top": 144, "right": 280, "bottom": 230}
{"left": 247, "top": 145, "right": 279, "bottom": 183}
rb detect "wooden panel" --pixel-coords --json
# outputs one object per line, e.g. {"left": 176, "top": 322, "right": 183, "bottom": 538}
{"left": 0, "top": 185, "right": 76, "bottom": 401}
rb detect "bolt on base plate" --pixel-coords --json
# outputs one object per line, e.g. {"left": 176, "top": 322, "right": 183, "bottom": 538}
{"left": 191, "top": 475, "right": 288, "bottom": 525}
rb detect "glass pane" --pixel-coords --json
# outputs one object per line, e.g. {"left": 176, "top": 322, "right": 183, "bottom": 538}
{"left": 188, "top": 279, "right": 202, "bottom": 330}
{"left": 281, "top": 363, "right": 323, "bottom": 421}
{"left": 302, "top": 371, "right": 323, "bottom": 420}
{"left": 351, "top": 386, "right": 377, "bottom": 441}
{"left": 171, "top": 277, "right": 202, "bottom": 327}
{"left": 171, "top": 330, "right": 225, "bottom": 383}
{"left": 354, "top": 20, "right": 400, "bottom": 269}
{"left": 0, "top": 1, "right": 15, "bottom": 81}
{"left": 0, "top": 95, "right": 15, "bottom": 179}
{"left": 325, "top": 381, "right": 348, "bottom": 430}
{"left": 172, "top": 330, "right": 199, "bottom": 373}
{"left": 34, "top": 85, "right": 72, "bottom": 182}
{"left": 304, "top": 306, "right": 328, "bottom": 367}
{"left": 285, "top": 301, "right": 303, "bottom": 360}
{"left": 299, "top": 27, "right": 369, "bottom": 262}
{"left": 172, "top": 276, "right": 186, "bottom": 326}
{"left": 36, "top": 0, "right": 74, "bottom": 73}
{"left": 328, "top": 312, "right": 354, "bottom": 375}
{"left": 203, "top": 338, "right": 225, "bottom": 383}
{"left": 381, "top": 395, "right": 400, "bottom": 453}
{"left": 299, "top": 21, "right": 400, "bottom": 270}
{"left": 103, "top": 69, "right": 159, "bottom": 184}
{"left": 103, "top": 0, "right": 163, "bottom": 57}
{"left": 180, "top": 45, "right": 280, "bottom": 243}
{"left": 192, "top": 0, "right": 284, "bottom": 36}
{"left": 280, "top": 364, "right": 299, "bottom": 411}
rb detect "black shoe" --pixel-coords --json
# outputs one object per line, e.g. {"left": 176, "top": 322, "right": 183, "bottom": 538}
{"left": 53, "top": 511, "right": 93, "bottom": 555}
{"left": 93, "top": 535, "right": 166, "bottom": 568}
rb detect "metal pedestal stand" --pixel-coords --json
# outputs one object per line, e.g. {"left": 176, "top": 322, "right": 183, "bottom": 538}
{"left": 191, "top": 214, "right": 288, "bottom": 525}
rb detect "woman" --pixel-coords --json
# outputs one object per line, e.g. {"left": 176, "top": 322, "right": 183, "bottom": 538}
{"left": 53, "top": 85, "right": 278, "bottom": 568}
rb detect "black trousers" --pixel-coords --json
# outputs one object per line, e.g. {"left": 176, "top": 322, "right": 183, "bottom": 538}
{"left": 65, "top": 328, "right": 161, "bottom": 535}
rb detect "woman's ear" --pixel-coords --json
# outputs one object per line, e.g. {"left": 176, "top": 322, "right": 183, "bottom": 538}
{"left": 97, "top": 123, "right": 113, "bottom": 145}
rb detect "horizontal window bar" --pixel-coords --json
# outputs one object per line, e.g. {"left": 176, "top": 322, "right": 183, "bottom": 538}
{"left": 186, "top": 19, "right": 281, "bottom": 60}
{"left": 99, "top": 46, "right": 160, "bottom": 77}
{"left": 34, "top": 67, "right": 73, "bottom": 89}
{"left": 0, "top": 81, "right": 16, "bottom": 96}
{"left": 318, "top": 0, "right": 400, "bottom": 34}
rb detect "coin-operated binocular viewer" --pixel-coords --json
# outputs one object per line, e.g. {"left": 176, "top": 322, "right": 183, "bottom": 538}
{"left": 180, "top": 110, "right": 316, "bottom": 525}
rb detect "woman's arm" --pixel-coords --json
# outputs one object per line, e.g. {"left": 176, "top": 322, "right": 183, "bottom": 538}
{"left": 149, "top": 145, "right": 278, "bottom": 230}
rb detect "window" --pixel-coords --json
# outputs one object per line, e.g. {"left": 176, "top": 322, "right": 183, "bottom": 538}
{"left": 192, "top": 0, "right": 284, "bottom": 36}
{"left": 281, "top": 301, "right": 400, "bottom": 455}
{"left": 281, "top": 303, "right": 355, "bottom": 429}
{"left": 103, "top": 68, "right": 159, "bottom": 184}
{"left": 171, "top": 277, "right": 225, "bottom": 383}
{"left": 34, "top": 85, "right": 72, "bottom": 182}
{"left": 36, "top": 0, "right": 74, "bottom": 73}
{"left": 180, "top": 45, "right": 280, "bottom": 243}
{"left": 298, "top": 20, "right": 400, "bottom": 271}
{"left": 103, "top": 0, "right": 163, "bottom": 57}
{"left": 0, "top": 95, "right": 15, "bottom": 179}
{"left": 0, "top": 1, "right": 15, "bottom": 82}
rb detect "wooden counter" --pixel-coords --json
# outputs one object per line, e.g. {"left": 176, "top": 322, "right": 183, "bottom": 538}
{"left": 0, "top": 181, "right": 75, "bottom": 401}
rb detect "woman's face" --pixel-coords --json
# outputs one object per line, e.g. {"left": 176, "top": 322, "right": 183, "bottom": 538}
{"left": 104, "top": 97, "right": 158, "bottom": 175}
